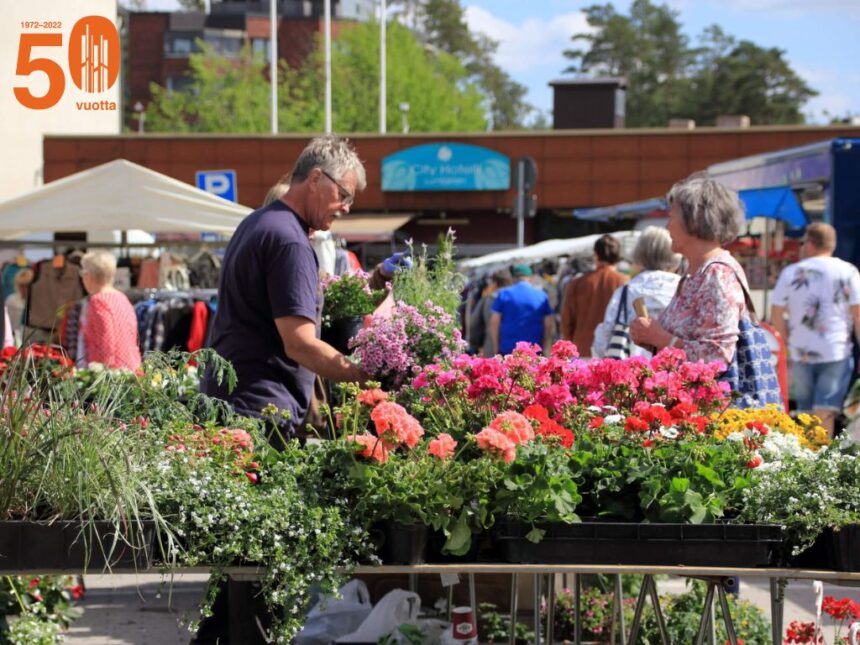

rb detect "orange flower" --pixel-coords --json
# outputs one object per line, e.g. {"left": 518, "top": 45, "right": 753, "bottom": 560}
{"left": 347, "top": 433, "right": 390, "bottom": 464}
{"left": 357, "top": 388, "right": 388, "bottom": 406}
{"left": 427, "top": 433, "right": 457, "bottom": 460}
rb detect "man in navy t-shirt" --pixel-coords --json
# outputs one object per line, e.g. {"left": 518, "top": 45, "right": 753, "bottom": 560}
{"left": 201, "top": 136, "right": 367, "bottom": 438}
{"left": 489, "top": 264, "right": 555, "bottom": 354}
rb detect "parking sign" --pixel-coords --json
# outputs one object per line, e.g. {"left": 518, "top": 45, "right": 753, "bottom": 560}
{"left": 195, "top": 169, "right": 237, "bottom": 202}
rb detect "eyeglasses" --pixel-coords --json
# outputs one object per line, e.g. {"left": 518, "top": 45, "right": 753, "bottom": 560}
{"left": 320, "top": 169, "right": 354, "bottom": 207}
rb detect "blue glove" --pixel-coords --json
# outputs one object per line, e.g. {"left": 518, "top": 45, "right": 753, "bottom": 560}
{"left": 383, "top": 251, "right": 413, "bottom": 276}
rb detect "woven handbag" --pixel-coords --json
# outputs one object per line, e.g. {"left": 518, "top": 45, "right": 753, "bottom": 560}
{"left": 605, "top": 285, "right": 631, "bottom": 360}
{"left": 714, "top": 263, "right": 783, "bottom": 409}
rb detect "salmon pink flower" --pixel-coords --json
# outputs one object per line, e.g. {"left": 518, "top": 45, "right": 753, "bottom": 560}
{"left": 371, "top": 401, "right": 424, "bottom": 448}
{"left": 476, "top": 428, "right": 517, "bottom": 463}
{"left": 427, "top": 433, "right": 457, "bottom": 460}
{"left": 489, "top": 411, "right": 534, "bottom": 445}
{"left": 357, "top": 388, "right": 388, "bottom": 406}
{"left": 347, "top": 433, "right": 390, "bottom": 464}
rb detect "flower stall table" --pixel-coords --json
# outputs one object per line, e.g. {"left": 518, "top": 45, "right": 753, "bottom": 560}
{"left": 2, "top": 563, "right": 858, "bottom": 644}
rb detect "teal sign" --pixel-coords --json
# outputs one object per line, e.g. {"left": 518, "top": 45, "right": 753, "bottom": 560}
{"left": 382, "top": 143, "right": 510, "bottom": 191}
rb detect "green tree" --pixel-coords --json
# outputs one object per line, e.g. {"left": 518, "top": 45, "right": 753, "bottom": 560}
{"left": 396, "top": 0, "right": 532, "bottom": 129}
{"left": 145, "top": 22, "right": 487, "bottom": 133}
{"left": 564, "top": 0, "right": 816, "bottom": 126}
{"left": 564, "top": 0, "right": 695, "bottom": 127}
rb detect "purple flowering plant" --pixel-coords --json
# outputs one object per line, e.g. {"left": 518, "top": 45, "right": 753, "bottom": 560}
{"left": 349, "top": 301, "right": 465, "bottom": 390}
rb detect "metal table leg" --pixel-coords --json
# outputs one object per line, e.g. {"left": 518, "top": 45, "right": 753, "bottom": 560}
{"left": 613, "top": 574, "right": 626, "bottom": 645}
{"left": 546, "top": 573, "right": 556, "bottom": 645}
{"left": 694, "top": 582, "right": 717, "bottom": 645}
{"left": 574, "top": 573, "right": 582, "bottom": 645}
{"left": 770, "top": 577, "right": 785, "bottom": 645}
{"left": 534, "top": 574, "right": 542, "bottom": 645}
{"left": 718, "top": 584, "right": 739, "bottom": 645}
{"left": 627, "top": 575, "right": 651, "bottom": 644}
{"left": 469, "top": 573, "right": 477, "bottom": 625}
{"left": 509, "top": 573, "right": 518, "bottom": 645}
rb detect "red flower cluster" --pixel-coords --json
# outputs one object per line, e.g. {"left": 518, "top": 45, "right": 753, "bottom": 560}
{"left": 0, "top": 344, "right": 73, "bottom": 377}
{"left": 784, "top": 620, "right": 822, "bottom": 644}
{"left": 822, "top": 595, "right": 860, "bottom": 621}
{"left": 524, "top": 404, "right": 574, "bottom": 448}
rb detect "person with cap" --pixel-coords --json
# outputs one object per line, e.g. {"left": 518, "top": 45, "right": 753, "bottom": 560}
{"left": 561, "top": 234, "right": 629, "bottom": 357}
{"left": 489, "top": 263, "right": 555, "bottom": 355}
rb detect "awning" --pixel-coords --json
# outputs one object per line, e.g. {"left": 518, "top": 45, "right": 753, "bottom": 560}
{"left": 572, "top": 198, "right": 668, "bottom": 222}
{"left": 330, "top": 214, "right": 413, "bottom": 242}
{"left": 738, "top": 186, "right": 807, "bottom": 228}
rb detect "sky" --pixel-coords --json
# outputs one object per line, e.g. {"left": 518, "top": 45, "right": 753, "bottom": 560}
{"left": 143, "top": 0, "right": 860, "bottom": 125}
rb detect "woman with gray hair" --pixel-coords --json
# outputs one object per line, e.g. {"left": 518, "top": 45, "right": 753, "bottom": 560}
{"left": 592, "top": 227, "right": 681, "bottom": 358}
{"left": 80, "top": 251, "right": 142, "bottom": 370}
{"left": 630, "top": 172, "right": 749, "bottom": 364}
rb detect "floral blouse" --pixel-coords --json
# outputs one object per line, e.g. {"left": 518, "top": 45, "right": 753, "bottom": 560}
{"left": 658, "top": 250, "right": 748, "bottom": 365}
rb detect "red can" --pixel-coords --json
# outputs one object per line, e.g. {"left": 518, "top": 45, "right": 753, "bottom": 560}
{"left": 452, "top": 606, "right": 477, "bottom": 640}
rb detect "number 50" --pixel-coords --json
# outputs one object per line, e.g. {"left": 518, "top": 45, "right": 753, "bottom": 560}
{"left": 14, "top": 16, "right": 120, "bottom": 110}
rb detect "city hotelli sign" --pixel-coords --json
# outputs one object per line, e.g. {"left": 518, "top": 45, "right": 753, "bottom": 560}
{"left": 381, "top": 143, "right": 511, "bottom": 192}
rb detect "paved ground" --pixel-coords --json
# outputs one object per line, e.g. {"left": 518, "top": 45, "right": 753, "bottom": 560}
{"left": 58, "top": 573, "right": 860, "bottom": 644}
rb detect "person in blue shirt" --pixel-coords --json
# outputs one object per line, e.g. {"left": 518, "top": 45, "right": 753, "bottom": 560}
{"left": 489, "top": 264, "right": 556, "bottom": 355}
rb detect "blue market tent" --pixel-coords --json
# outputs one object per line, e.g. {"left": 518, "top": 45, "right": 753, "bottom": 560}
{"left": 737, "top": 186, "right": 807, "bottom": 228}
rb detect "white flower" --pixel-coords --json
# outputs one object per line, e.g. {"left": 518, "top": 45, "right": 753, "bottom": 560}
{"left": 659, "top": 425, "right": 679, "bottom": 439}
{"left": 604, "top": 414, "right": 624, "bottom": 425}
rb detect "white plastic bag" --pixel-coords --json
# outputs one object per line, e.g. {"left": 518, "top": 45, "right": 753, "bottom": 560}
{"left": 336, "top": 589, "right": 420, "bottom": 643}
{"left": 295, "top": 579, "right": 373, "bottom": 645}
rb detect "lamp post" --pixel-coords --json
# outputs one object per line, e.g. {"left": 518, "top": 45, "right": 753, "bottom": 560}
{"left": 324, "top": 0, "right": 332, "bottom": 134}
{"left": 133, "top": 101, "right": 145, "bottom": 134}
{"left": 270, "top": 0, "right": 278, "bottom": 134}
{"left": 399, "top": 102, "right": 409, "bottom": 134}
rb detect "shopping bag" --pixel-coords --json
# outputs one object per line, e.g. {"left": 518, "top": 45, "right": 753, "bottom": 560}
{"left": 605, "top": 285, "right": 631, "bottom": 360}
{"left": 295, "top": 579, "right": 373, "bottom": 645}
{"left": 715, "top": 263, "right": 782, "bottom": 409}
{"left": 336, "top": 589, "right": 420, "bottom": 643}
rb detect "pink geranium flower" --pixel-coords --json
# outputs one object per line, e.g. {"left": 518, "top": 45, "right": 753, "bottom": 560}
{"left": 371, "top": 401, "right": 425, "bottom": 448}
{"left": 427, "top": 433, "right": 457, "bottom": 460}
{"left": 489, "top": 411, "right": 534, "bottom": 445}
{"left": 476, "top": 427, "right": 517, "bottom": 463}
{"left": 357, "top": 388, "right": 388, "bottom": 406}
{"left": 347, "top": 433, "right": 390, "bottom": 463}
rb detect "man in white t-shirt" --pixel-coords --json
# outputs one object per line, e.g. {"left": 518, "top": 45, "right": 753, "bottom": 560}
{"left": 771, "top": 222, "right": 860, "bottom": 435}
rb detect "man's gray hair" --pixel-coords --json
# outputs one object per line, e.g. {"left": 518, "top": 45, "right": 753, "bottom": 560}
{"left": 632, "top": 226, "right": 681, "bottom": 272}
{"left": 667, "top": 172, "right": 745, "bottom": 245}
{"left": 291, "top": 135, "right": 367, "bottom": 190}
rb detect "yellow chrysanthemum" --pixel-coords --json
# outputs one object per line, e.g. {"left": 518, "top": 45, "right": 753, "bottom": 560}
{"left": 709, "top": 405, "right": 830, "bottom": 451}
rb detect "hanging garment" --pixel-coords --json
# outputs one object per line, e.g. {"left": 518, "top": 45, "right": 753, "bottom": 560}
{"left": 25, "top": 260, "right": 85, "bottom": 332}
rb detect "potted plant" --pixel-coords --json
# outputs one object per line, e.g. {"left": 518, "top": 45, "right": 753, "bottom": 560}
{"left": 320, "top": 270, "right": 385, "bottom": 354}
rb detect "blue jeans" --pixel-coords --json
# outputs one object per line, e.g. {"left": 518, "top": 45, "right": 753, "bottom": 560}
{"left": 791, "top": 359, "right": 854, "bottom": 411}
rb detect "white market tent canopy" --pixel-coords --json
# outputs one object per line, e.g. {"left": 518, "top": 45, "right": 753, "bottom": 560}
{"left": 0, "top": 159, "right": 252, "bottom": 240}
{"left": 458, "top": 231, "right": 640, "bottom": 271}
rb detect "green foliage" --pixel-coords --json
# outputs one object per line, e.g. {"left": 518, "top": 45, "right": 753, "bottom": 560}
{"left": 571, "top": 430, "right": 751, "bottom": 523}
{"left": 633, "top": 580, "right": 772, "bottom": 644}
{"left": 147, "top": 22, "right": 487, "bottom": 133}
{"left": 392, "top": 230, "right": 464, "bottom": 317}
{"left": 739, "top": 440, "right": 860, "bottom": 557}
{"left": 494, "top": 442, "right": 581, "bottom": 531}
{"left": 1, "top": 575, "right": 82, "bottom": 645}
{"left": 564, "top": 0, "right": 817, "bottom": 126}
{"left": 151, "top": 440, "right": 374, "bottom": 642}
{"left": 321, "top": 272, "right": 386, "bottom": 326}
{"left": 479, "top": 602, "right": 534, "bottom": 643}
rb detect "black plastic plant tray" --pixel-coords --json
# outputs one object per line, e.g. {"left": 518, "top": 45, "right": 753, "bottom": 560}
{"left": 494, "top": 521, "right": 783, "bottom": 567}
{"left": 0, "top": 520, "right": 156, "bottom": 572}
